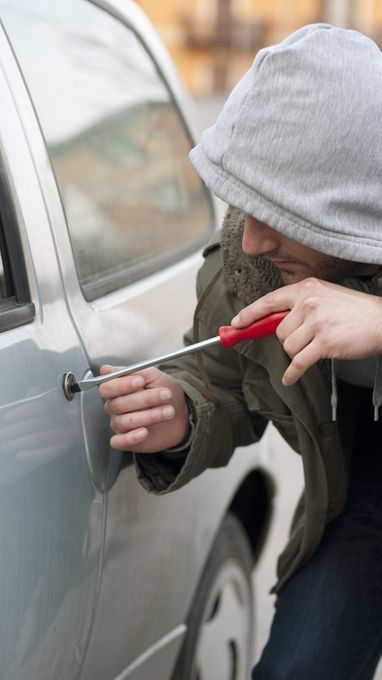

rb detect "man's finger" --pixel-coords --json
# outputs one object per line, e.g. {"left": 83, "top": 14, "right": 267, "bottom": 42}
{"left": 105, "top": 387, "right": 172, "bottom": 416}
{"left": 231, "top": 286, "right": 297, "bottom": 327}
{"left": 99, "top": 373, "right": 146, "bottom": 399}
{"left": 110, "top": 404, "right": 175, "bottom": 434}
{"left": 100, "top": 364, "right": 119, "bottom": 375}
{"left": 281, "top": 323, "right": 314, "bottom": 359}
{"left": 282, "top": 341, "right": 322, "bottom": 385}
{"left": 110, "top": 428, "right": 149, "bottom": 451}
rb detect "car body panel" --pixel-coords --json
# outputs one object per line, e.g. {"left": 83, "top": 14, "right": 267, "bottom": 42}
{"left": 0, "top": 45, "right": 107, "bottom": 679}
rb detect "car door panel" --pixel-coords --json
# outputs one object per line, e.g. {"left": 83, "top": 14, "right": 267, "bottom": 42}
{"left": 0, "top": 56, "right": 108, "bottom": 678}
{"left": 0, "top": 321, "right": 107, "bottom": 680}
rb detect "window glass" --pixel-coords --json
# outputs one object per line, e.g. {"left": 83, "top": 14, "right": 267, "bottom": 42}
{"left": 1, "top": 0, "right": 213, "bottom": 299}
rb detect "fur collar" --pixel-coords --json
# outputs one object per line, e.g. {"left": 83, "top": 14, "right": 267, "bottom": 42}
{"left": 221, "top": 206, "right": 282, "bottom": 305}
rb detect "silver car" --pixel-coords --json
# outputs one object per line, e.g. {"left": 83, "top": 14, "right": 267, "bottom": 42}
{"left": 0, "top": 1, "right": 274, "bottom": 678}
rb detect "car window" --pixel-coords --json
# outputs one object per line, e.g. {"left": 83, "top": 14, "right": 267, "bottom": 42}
{"left": 1, "top": 0, "right": 214, "bottom": 300}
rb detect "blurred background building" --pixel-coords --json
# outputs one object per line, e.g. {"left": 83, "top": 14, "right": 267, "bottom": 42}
{"left": 137, "top": 0, "right": 382, "bottom": 94}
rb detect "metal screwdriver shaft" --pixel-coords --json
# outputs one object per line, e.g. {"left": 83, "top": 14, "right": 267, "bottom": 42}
{"left": 67, "top": 311, "right": 287, "bottom": 396}
{"left": 72, "top": 335, "right": 221, "bottom": 392}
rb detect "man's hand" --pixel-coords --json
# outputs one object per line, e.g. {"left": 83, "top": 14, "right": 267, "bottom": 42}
{"left": 99, "top": 365, "right": 190, "bottom": 453}
{"left": 231, "top": 277, "right": 382, "bottom": 385}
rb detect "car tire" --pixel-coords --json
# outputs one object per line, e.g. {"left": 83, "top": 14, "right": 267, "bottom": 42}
{"left": 172, "top": 513, "right": 255, "bottom": 680}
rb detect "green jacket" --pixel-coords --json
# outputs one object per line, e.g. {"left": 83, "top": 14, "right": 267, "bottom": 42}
{"left": 135, "top": 207, "right": 349, "bottom": 594}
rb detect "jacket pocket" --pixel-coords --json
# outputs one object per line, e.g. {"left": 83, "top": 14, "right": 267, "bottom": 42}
{"left": 259, "top": 411, "right": 300, "bottom": 453}
{"left": 243, "top": 380, "right": 300, "bottom": 452}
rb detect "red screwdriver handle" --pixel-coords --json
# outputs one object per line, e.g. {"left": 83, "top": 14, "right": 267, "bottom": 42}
{"left": 218, "top": 311, "right": 288, "bottom": 349}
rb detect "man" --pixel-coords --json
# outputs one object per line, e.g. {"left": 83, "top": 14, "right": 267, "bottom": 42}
{"left": 100, "top": 24, "right": 382, "bottom": 679}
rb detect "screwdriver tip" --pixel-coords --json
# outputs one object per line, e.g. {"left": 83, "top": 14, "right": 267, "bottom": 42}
{"left": 70, "top": 382, "right": 81, "bottom": 394}
{"left": 63, "top": 372, "right": 81, "bottom": 400}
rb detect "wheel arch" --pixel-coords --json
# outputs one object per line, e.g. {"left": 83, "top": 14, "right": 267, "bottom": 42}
{"left": 228, "top": 468, "right": 275, "bottom": 565}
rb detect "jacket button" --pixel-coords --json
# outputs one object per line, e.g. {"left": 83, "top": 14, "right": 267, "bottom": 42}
{"left": 319, "top": 421, "right": 334, "bottom": 436}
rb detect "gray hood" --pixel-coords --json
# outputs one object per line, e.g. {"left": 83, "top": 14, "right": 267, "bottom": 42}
{"left": 190, "top": 24, "right": 382, "bottom": 264}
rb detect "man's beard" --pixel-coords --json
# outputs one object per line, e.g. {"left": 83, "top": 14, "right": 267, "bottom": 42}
{"left": 266, "top": 253, "right": 380, "bottom": 285}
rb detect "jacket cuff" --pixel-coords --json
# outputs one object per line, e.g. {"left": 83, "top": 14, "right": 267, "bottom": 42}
{"left": 160, "top": 396, "right": 195, "bottom": 455}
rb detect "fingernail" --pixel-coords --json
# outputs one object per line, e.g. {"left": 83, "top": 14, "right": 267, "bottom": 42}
{"left": 163, "top": 405, "right": 175, "bottom": 418}
{"left": 132, "top": 376, "right": 145, "bottom": 388}
{"left": 160, "top": 389, "right": 171, "bottom": 401}
{"left": 231, "top": 315, "right": 240, "bottom": 326}
{"left": 282, "top": 376, "right": 289, "bottom": 386}
{"left": 135, "top": 429, "right": 147, "bottom": 440}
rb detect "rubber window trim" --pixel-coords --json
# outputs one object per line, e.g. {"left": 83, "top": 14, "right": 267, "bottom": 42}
{"left": 0, "top": 162, "right": 35, "bottom": 330}
{"left": 81, "top": 231, "right": 209, "bottom": 301}
{"left": 0, "top": 297, "right": 35, "bottom": 332}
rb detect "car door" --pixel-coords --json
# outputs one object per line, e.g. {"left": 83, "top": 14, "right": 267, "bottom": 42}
{"left": 0, "top": 1, "right": 218, "bottom": 678}
{"left": 0, "top": 42, "right": 109, "bottom": 680}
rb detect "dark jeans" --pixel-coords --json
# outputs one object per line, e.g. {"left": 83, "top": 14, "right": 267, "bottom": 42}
{"left": 252, "top": 425, "right": 382, "bottom": 680}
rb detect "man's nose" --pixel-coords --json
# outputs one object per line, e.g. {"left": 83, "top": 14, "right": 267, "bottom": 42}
{"left": 242, "top": 215, "right": 279, "bottom": 255}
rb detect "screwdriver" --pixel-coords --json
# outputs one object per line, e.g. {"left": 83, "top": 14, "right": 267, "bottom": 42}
{"left": 66, "top": 311, "right": 287, "bottom": 396}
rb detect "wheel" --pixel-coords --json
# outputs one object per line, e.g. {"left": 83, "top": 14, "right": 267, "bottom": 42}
{"left": 172, "top": 513, "right": 255, "bottom": 680}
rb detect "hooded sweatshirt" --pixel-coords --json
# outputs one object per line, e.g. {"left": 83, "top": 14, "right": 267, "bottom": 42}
{"left": 189, "top": 23, "right": 382, "bottom": 417}
{"left": 190, "top": 23, "right": 382, "bottom": 264}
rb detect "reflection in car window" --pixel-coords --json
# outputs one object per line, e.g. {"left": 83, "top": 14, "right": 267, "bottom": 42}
{"left": 1, "top": 0, "right": 213, "bottom": 299}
